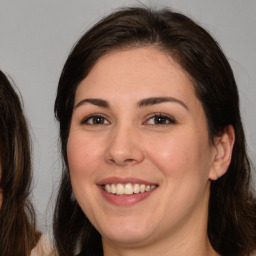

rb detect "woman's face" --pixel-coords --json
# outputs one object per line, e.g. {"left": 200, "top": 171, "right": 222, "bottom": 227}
{"left": 67, "top": 47, "right": 217, "bottom": 248}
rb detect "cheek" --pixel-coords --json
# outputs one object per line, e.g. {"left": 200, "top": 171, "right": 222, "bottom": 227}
{"left": 145, "top": 130, "right": 212, "bottom": 181}
{"left": 67, "top": 134, "right": 97, "bottom": 206}
{"left": 67, "top": 133, "right": 102, "bottom": 177}
{"left": 146, "top": 132, "right": 212, "bottom": 221}
{"left": 67, "top": 133, "right": 102, "bottom": 215}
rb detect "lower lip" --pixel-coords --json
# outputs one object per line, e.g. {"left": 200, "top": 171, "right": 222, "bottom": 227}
{"left": 99, "top": 186, "right": 156, "bottom": 206}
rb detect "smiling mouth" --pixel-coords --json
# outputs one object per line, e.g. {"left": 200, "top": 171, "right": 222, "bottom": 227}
{"left": 103, "top": 183, "right": 157, "bottom": 195}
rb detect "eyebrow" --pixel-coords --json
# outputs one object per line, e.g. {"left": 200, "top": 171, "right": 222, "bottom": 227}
{"left": 74, "top": 97, "right": 188, "bottom": 110}
{"left": 75, "top": 98, "right": 109, "bottom": 108}
{"left": 137, "top": 97, "right": 188, "bottom": 110}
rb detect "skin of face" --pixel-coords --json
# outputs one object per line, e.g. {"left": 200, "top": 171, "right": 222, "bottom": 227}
{"left": 67, "top": 47, "right": 226, "bottom": 255}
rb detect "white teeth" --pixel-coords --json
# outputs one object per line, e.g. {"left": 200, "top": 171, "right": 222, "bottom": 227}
{"left": 145, "top": 185, "right": 150, "bottom": 192}
{"left": 133, "top": 184, "right": 140, "bottom": 194}
{"left": 105, "top": 184, "right": 111, "bottom": 193}
{"left": 140, "top": 184, "right": 145, "bottom": 193}
{"left": 116, "top": 184, "right": 124, "bottom": 195}
{"left": 111, "top": 184, "right": 116, "bottom": 194}
{"left": 124, "top": 183, "right": 133, "bottom": 195}
{"left": 104, "top": 183, "right": 156, "bottom": 195}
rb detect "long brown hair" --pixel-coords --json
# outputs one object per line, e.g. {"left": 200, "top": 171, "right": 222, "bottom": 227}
{"left": 54, "top": 7, "right": 256, "bottom": 256}
{"left": 0, "top": 70, "right": 41, "bottom": 255}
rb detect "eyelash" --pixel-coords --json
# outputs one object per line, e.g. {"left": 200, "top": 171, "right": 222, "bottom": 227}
{"left": 80, "top": 114, "right": 110, "bottom": 125}
{"left": 80, "top": 113, "right": 176, "bottom": 126}
{"left": 143, "top": 113, "right": 176, "bottom": 126}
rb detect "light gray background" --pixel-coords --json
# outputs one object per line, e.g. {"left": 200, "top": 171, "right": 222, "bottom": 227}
{"left": 0, "top": 0, "right": 255, "bottom": 231}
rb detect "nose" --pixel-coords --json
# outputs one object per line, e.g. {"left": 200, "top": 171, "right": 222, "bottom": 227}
{"left": 105, "top": 124, "right": 145, "bottom": 166}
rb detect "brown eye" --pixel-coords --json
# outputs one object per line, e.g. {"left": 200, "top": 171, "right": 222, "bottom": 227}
{"left": 145, "top": 114, "right": 176, "bottom": 125}
{"left": 81, "top": 115, "right": 109, "bottom": 125}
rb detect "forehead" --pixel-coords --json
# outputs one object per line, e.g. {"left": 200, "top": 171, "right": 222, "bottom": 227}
{"left": 75, "top": 46, "right": 197, "bottom": 105}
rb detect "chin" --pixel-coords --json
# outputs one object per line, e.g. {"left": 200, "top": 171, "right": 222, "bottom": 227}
{"left": 102, "top": 229, "right": 153, "bottom": 246}
{"left": 98, "top": 219, "right": 155, "bottom": 246}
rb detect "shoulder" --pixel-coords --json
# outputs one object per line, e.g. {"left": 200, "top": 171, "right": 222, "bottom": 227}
{"left": 30, "top": 234, "right": 56, "bottom": 256}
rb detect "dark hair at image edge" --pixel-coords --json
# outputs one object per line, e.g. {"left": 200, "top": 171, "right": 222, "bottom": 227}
{"left": 0, "top": 70, "right": 41, "bottom": 255}
{"left": 54, "top": 7, "right": 256, "bottom": 256}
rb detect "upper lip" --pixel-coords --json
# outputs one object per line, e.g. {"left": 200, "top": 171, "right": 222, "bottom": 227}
{"left": 97, "top": 176, "right": 158, "bottom": 186}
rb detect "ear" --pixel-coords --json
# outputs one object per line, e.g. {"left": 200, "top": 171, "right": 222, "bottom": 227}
{"left": 209, "top": 125, "right": 235, "bottom": 180}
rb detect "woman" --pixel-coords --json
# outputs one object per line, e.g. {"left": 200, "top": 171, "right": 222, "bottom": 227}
{"left": 0, "top": 70, "right": 51, "bottom": 256}
{"left": 53, "top": 7, "right": 256, "bottom": 256}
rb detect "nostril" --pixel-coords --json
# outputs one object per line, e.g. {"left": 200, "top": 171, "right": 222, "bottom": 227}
{"left": 109, "top": 159, "right": 115, "bottom": 164}
{"left": 124, "top": 159, "right": 136, "bottom": 163}
{"left": 107, "top": 157, "right": 139, "bottom": 166}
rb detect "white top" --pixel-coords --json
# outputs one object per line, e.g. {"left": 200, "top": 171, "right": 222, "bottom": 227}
{"left": 30, "top": 235, "right": 55, "bottom": 256}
